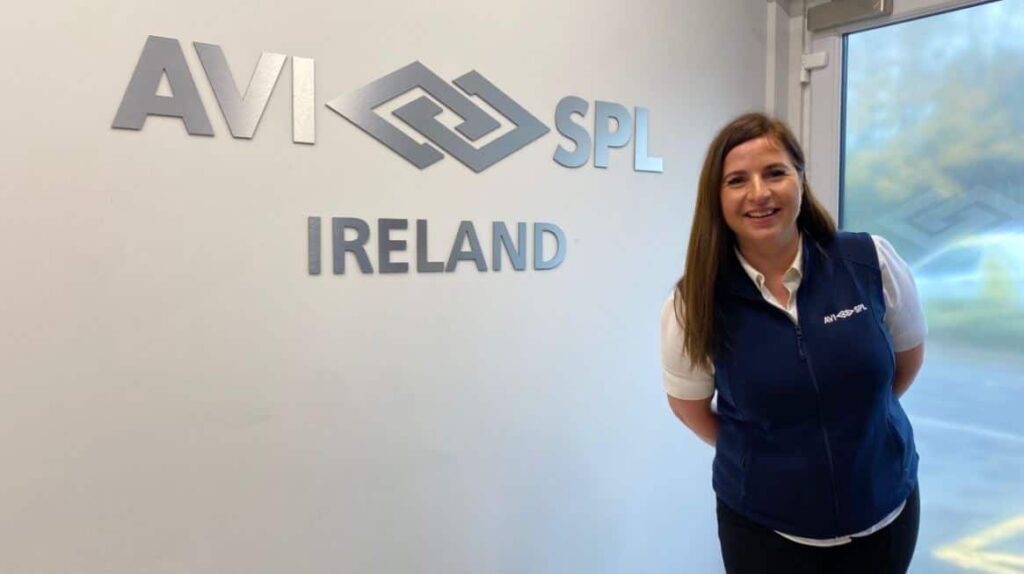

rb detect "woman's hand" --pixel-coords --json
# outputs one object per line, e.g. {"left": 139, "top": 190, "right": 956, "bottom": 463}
{"left": 893, "top": 343, "right": 925, "bottom": 399}
{"left": 667, "top": 395, "right": 719, "bottom": 447}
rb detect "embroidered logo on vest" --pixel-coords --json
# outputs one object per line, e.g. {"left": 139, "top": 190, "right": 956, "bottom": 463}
{"left": 823, "top": 303, "right": 867, "bottom": 325}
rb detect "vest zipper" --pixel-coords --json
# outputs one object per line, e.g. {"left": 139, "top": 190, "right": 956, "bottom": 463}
{"left": 794, "top": 324, "right": 841, "bottom": 523}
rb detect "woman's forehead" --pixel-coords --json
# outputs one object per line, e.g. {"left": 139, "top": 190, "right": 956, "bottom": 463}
{"left": 724, "top": 136, "right": 791, "bottom": 168}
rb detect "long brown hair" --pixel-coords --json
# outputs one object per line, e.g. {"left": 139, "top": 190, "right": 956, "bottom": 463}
{"left": 674, "top": 113, "right": 836, "bottom": 371}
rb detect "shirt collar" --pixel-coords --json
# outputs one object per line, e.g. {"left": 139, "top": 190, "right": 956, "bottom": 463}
{"left": 734, "top": 234, "right": 804, "bottom": 290}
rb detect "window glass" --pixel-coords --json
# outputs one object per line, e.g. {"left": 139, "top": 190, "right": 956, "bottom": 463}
{"left": 843, "top": 1, "right": 1024, "bottom": 571}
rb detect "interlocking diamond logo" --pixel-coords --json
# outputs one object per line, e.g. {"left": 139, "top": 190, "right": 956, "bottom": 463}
{"left": 326, "top": 61, "right": 549, "bottom": 172}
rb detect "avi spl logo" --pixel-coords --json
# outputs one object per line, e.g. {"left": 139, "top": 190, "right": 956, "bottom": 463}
{"left": 823, "top": 303, "right": 868, "bottom": 325}
{"left": 112, "top": 36, "right": 663, "bottom": 173}
{"left": 325, "top": 61, "right": 548, "bottom": 172}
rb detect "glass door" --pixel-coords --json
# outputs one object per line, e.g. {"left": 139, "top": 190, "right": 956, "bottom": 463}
{"left": 841, "top": 1, "right": 1024, "bottom": 571}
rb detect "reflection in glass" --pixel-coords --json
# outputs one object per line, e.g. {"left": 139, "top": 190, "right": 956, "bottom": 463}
{"left": 842, "top": 1, "right": 1024, "bottom": 572}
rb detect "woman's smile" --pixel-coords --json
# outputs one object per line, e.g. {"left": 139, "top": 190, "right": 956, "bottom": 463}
{"left": 745, "top": 207, "right": 781, "bottom": 221}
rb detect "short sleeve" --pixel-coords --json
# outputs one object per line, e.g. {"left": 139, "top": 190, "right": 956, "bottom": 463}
{"left": 872, "top": 235, "right": 928, "bottom": 352}
{"left": 660, "top": 292, "right": 715, "bottom": 400}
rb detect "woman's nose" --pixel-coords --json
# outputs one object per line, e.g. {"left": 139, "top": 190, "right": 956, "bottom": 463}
{"left": 749, "top": 176, "right": 771, "bottom": 202}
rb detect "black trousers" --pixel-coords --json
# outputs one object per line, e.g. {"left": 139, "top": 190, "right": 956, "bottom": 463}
{"left": 716, "top": 486, "right": 920, "bottom": 574}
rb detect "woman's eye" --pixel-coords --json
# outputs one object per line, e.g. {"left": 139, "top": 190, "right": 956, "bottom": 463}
{"left": 725, "top": 177, "right": 745, "bottom": 187}
{"left": 767, "top": 169, "right": 787, "bottom": 179}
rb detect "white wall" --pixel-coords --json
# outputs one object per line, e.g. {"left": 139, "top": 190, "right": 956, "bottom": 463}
{"left": 0, "top": 1, "right": 766, "bottom": 572}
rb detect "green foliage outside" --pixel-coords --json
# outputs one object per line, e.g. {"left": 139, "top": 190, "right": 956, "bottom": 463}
{"left": 843, "top": 0, "right": 1024, "bottom": 353}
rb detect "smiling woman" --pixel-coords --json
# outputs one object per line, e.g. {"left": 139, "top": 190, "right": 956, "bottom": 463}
{"left": 675, "top": 113, "right": 835, "bottom": 373}
{"left": 719, "top": 136, "right": 803, "bottom": 263}
{"left": 661, "top": 113, "right": 928, "bottom": 573}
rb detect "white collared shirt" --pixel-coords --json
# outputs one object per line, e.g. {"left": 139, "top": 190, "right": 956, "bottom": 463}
{"left": 733, "top": 238, "right": 804, "bottom": 323}
{"left": 659, "top": 235, "right": 927, "bottom": 546}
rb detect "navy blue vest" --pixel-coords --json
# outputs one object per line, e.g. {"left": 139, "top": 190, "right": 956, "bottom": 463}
{"left": 712, "top": 231, "right": 918, "bottom": 538}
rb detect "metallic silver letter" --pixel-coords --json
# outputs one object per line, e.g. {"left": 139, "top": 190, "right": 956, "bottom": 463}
{"left": 308, "top": 216, "right": 321, "bottom": 275}
{"left": 493, "top": 222, "right": 527, "bottom": 271}
{"left": 194, "top": 42, "right": 286, "bottom": 139}
{"left": 553, "top": 96, "right": 591, "bottom": 168}
{"left": 594, "top": 101, "right": 632, "bottom": 168}
{"left": 446, "top": 221, "right": 487, "bottom": 272}
{"left": 633, "top": 107, "right": 663, "bottom": 173}
{"left": 293, "top": 57, "right": 315, "bottom": 144}
{"left": 112, "top": 36, "right": 213, "bottom": 135}
{"left": 533, "top": 223, "right": 566, "bottom": 270}
{"left": 378, "top": 219, "right": 409, "bottom": 274}
{"left": 416, "top": 220, "right": 444, "bottom": 273}
{"left": 332, "top": 217, "right": 373, "bottom": 274}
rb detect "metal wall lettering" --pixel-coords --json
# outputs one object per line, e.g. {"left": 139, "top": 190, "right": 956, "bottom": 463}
{"left": 445, "top": 221, "right": 487, "bottom": 271}
{"left": 308, "top": 217, "right": 321, "bottom": 275}
{"left": 292, "top": 57, "right": 316, "bottom": 144}
{"left": 112, "top": 35, "right": 213, "bottom": 135}
{"left": 113, "top": 38, "right": 662, "bottom": 174}
{"left": 553, "top": 98, "right": 662, "bottom": 173}
{"left": 533, "top": 223, "right": 566, "bottom": 270}
{"left": 552, "top": 96, "right": 591, "bottom": 168}
{"left": 194, "top": 42, "right": 286, "bottom": 139}
{"left": 633, "top": 107, "right": 663, "bottom": 173}
{"left": 312, "top": 218, "right": 567, "bottom": 274}
{"left": 378, "top": 219, "right": 409, "bottom": 274}
{"left": 326, "top": 61, "right": 549, "bottom": 172}
{"left": 416, "top": 220, "right": 445, "bottom": 273}
{"left": 492, "top": 222, "right": 527, "bottom": 271}
{"left": 332, "top": 218, "right": 373, "bottom": 274}
{"left": 594, "top": 101, "right": 632, "bottom": 169}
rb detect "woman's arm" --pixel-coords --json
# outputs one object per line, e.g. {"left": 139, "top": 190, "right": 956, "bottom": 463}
{"left": 893, "top": 343, "right": 925, "bottom": 399}
{"left": 667, "top": 395, "right": 718, "bottom": 447}
{"left": 661, "top": 294, "right": 717, "bottom": 445}
{"left": 873, "top": 235, "right": 927, "bottom": 400}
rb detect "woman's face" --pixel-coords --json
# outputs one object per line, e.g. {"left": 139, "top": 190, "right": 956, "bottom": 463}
{"left": 720, "top": 136, "right": 803, "bottom": 253}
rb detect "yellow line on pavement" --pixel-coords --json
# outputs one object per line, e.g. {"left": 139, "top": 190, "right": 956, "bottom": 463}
{"left": 934, "top": 548, "right": 1021, "bottom": 574}
{"left": 981, "top": 553, "right": 1024, "bottom": 568}
{"left": 934, "top": 515, "right": 1024, "bottom": 574}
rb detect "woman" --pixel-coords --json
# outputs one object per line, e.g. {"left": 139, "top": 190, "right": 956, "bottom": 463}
{"left": 660, "top": 113, "right": 926, "bottom": 573}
